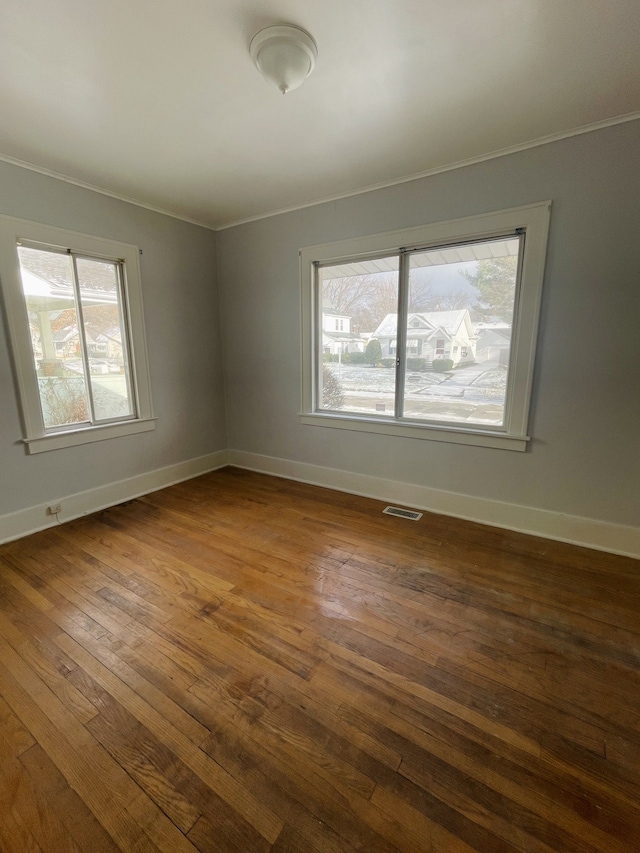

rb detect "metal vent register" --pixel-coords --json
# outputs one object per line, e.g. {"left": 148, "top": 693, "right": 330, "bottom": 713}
{"left": 383, "top": 506, "right": 423, "bottom": 521}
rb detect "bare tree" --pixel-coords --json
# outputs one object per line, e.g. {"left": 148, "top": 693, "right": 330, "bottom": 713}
{"left": 418, "top": 289, "right": 474, "bottom": 312}
{"left": 322, "top": 270, "right": 473, "bottom": 335}
{"left": 52, "top": 305, "right": 120, "bottom": 336}
{"left": 38, "top": 377, "right": 88, "bottom": 427}
{"left": 322, "top": 273, "right": 397, "bottom": 332}
{"left": 322, "top": 275, "right": 376, "bottom": 317}
{"left": 357, "top": 276, "right": 398, "bottom": 330}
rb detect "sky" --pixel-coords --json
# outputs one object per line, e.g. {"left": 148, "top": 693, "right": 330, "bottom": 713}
{"left": 411, "top": 261, "right": 479, "bottom": 296}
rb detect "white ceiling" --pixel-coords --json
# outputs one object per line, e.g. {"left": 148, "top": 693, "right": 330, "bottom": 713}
{"left": 1, "top": 1, "right": 639, "bottom": 230}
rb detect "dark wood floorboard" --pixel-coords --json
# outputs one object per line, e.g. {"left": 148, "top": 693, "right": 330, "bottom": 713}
{"left": 1, "top": 466, "right": 639, "bottom": 852}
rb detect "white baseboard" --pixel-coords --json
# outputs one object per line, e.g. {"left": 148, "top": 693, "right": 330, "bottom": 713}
{"left": 3, "top": 447, "right": 637, "bottom": 559}
{"left": 0, "top": 450, "right": 230, "bottom": 545}
{"left": 228, "top": 450, "right": 640, "bottom": 560}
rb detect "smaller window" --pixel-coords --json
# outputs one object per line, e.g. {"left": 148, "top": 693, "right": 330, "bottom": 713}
{"left": 17, "top": 245, "right": 136, "bottom": 430}
{"left": 0, "top": 216, "right": 154, "bottom": 453}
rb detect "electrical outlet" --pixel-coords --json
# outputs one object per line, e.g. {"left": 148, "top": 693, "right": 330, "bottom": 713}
{"left": 47, "top": 504, "right": 61, "bottom": 515}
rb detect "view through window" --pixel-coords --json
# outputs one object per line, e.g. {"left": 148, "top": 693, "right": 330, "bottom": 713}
{"left": 17, "top": 245, "right": 135, "bottom": 430}
{"left": 318, "top": 235, "right": 520, "bottom": 428}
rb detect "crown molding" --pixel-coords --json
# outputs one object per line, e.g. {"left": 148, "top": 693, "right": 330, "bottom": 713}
{"left": 1, "top": 111, "right": 638, "bottom": 233}
{"left": 217, "top": 111, "right": 640, "bottom": 230}
{"left": 0, "top": 153, "right": 217, "bottom": 231}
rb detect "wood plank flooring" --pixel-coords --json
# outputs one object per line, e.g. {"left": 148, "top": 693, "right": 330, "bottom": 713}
{"left": 0, "top": 466, "right": 639, "bottom": 852}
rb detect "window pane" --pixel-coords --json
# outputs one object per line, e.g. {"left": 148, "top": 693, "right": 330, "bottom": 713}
{"left": 75, "top": 257, "right": 134, "bottom": 421}
{"left": 402, "top": 236, "right": 520, "bottom": 427}
{"left": 17, "top": 246, "right": 90, "bottom": 429}
{"left": 319, "top": 260, "right": 398, "bottom": 416}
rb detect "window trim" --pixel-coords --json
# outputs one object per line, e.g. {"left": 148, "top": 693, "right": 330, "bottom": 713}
{"left": 300, "top": 202, "right": 551, "bottom": 451}
{"left": 0, "top": 215, "right": 155, "bottom": 454}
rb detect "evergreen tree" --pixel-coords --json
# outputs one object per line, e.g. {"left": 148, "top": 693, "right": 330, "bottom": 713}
{"left": 365, "top": 338, "right": 382, "bottom": 366}
{"left": 462, "top": 256, "right": 517, "bottom": 323}
{"left": 322, "top": 365, "right": 344, "bottom": 409}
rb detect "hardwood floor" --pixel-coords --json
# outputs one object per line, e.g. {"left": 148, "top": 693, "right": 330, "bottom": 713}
{"left": 0, "top": 467, "right": 639, "bottom": 852}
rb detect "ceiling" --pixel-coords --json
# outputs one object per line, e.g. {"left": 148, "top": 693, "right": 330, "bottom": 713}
{"left": 1, "top": 1, "right": 639, "bottom": 230}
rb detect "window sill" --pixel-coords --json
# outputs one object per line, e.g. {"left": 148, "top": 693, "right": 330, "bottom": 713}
{"left": 23, "top": 417, "right": 156, "bottom": 454}
{"left": 300, "top": 412, "right": 529, "bottom": 451}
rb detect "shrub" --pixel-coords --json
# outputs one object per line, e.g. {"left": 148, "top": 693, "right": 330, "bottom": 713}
{"left": 323, "top": 353, "right": 338, "bottom": 363}
{"left": 380, "top": 358, "right": 395, "bottom": 368}
{"left": 365, "top": 338, "right": 382, "bottom": 366}
{"left": 322, "top": 364, "right": 345, "bottom": 409}
{"left": 38, "top": 377, "right": 88, "bottom": 426}
{"left": 406, "top": 358, "right": 426, "bottom": 371}
{"left": 342, "top": 351, "right": 368, "bottom": 365}
{"left": 432, "top": 358, "right": 454, "bottom": 373}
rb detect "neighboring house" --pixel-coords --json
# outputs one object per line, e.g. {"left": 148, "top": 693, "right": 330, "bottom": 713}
{"left": 373, "top": 309, "right": 477, "bottom": 366}
{"left": 475, "top": 323, "right": 511, "bottom": 366}
{"left": 51, "top": 326, "right": 117, "bottom": 360}
{"left": 322, "top": 300, "right": 365, "bottom": 355}
{"left": 93, "top": 327, "right": 123, "bottom": 360}
{"left": 87, "top": 334, "right": 109, "bottom": 358}
{"left": 52, "top": 327, "right": 80, "bottom": 358}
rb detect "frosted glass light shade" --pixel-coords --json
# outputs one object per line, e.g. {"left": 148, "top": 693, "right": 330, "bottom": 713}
{"left": 250, "top": 25, "right": 317, "bottom": 94}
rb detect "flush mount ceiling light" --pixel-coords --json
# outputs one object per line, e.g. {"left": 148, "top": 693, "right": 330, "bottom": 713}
{"left": 250, "top": 24, "right": 317, "bottom": 94}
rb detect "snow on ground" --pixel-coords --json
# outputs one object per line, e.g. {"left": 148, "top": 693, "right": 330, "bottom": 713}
{"left": 326, "top": 361, "right": 507, "bottom": 425}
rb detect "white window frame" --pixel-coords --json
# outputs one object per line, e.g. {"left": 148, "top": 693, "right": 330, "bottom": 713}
{"left": 300, "top": 202, "right": 551, "bottom": 452}
{"left": 0, "top": 215, "right": 155, "bottom": 454}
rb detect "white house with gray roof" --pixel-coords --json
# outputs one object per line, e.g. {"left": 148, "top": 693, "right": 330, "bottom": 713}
{"left": 372, "top": 309, "right": 476, "bottom": 366}
{"left": 321, "top": 300, "right": 366, "bottom": 355}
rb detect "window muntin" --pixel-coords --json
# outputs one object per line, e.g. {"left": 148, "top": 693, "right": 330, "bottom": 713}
{"left": 300, "top": 203, "right": 551, "bottom": 451}
{"left": 0, "top": 216, "right": 154, "bottom": 453}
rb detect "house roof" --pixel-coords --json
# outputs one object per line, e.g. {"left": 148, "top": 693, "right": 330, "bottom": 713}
{"left": 373, "top": 310, "right": 469, "bottom": 338}
{"left": 19, "top": 267, "right": 118, "bottom": 311}
{"left": 51, "top": 328, "right": 78, "bottom": 343}
{"left": 0, "top": 2, "right": 638, "bottom": 228}
{"left": 20, "top": 269, "right": 76, "bottom": 311}
{"left": 475, "top": 322, "right": 512, "bottom": 331}
{"left": 323, "top": 331, "right": 362, "bottom": 342}
{"left": 476, "top": 328, "right": 511, "bottom": 345}
{"left": 51, "top": 326, "right": 106, "bottom": 345}
{"left": 96, "top": 327, "right": 122, "bottom": 343}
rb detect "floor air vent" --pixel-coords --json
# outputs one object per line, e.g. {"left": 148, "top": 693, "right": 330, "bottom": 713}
{"left": 383, "top": 506, "right": 423, "bottom": 521}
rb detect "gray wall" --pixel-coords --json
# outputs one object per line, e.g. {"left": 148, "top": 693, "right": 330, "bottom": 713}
{"left": 0, "top": 161, "right": 226, "bottom": 517}
{"left": 3, "top": 122, "right": 638, "bottom": 531}
{"left": 217, "top": 120, "right": 640, "bottom": 528}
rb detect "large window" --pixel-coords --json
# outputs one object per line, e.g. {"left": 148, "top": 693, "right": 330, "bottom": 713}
{"left": 301, "top": 203, "right": 550, "bottom": 451}
{"left": 0, "top": 216, "right": 154, "bottom": 453}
